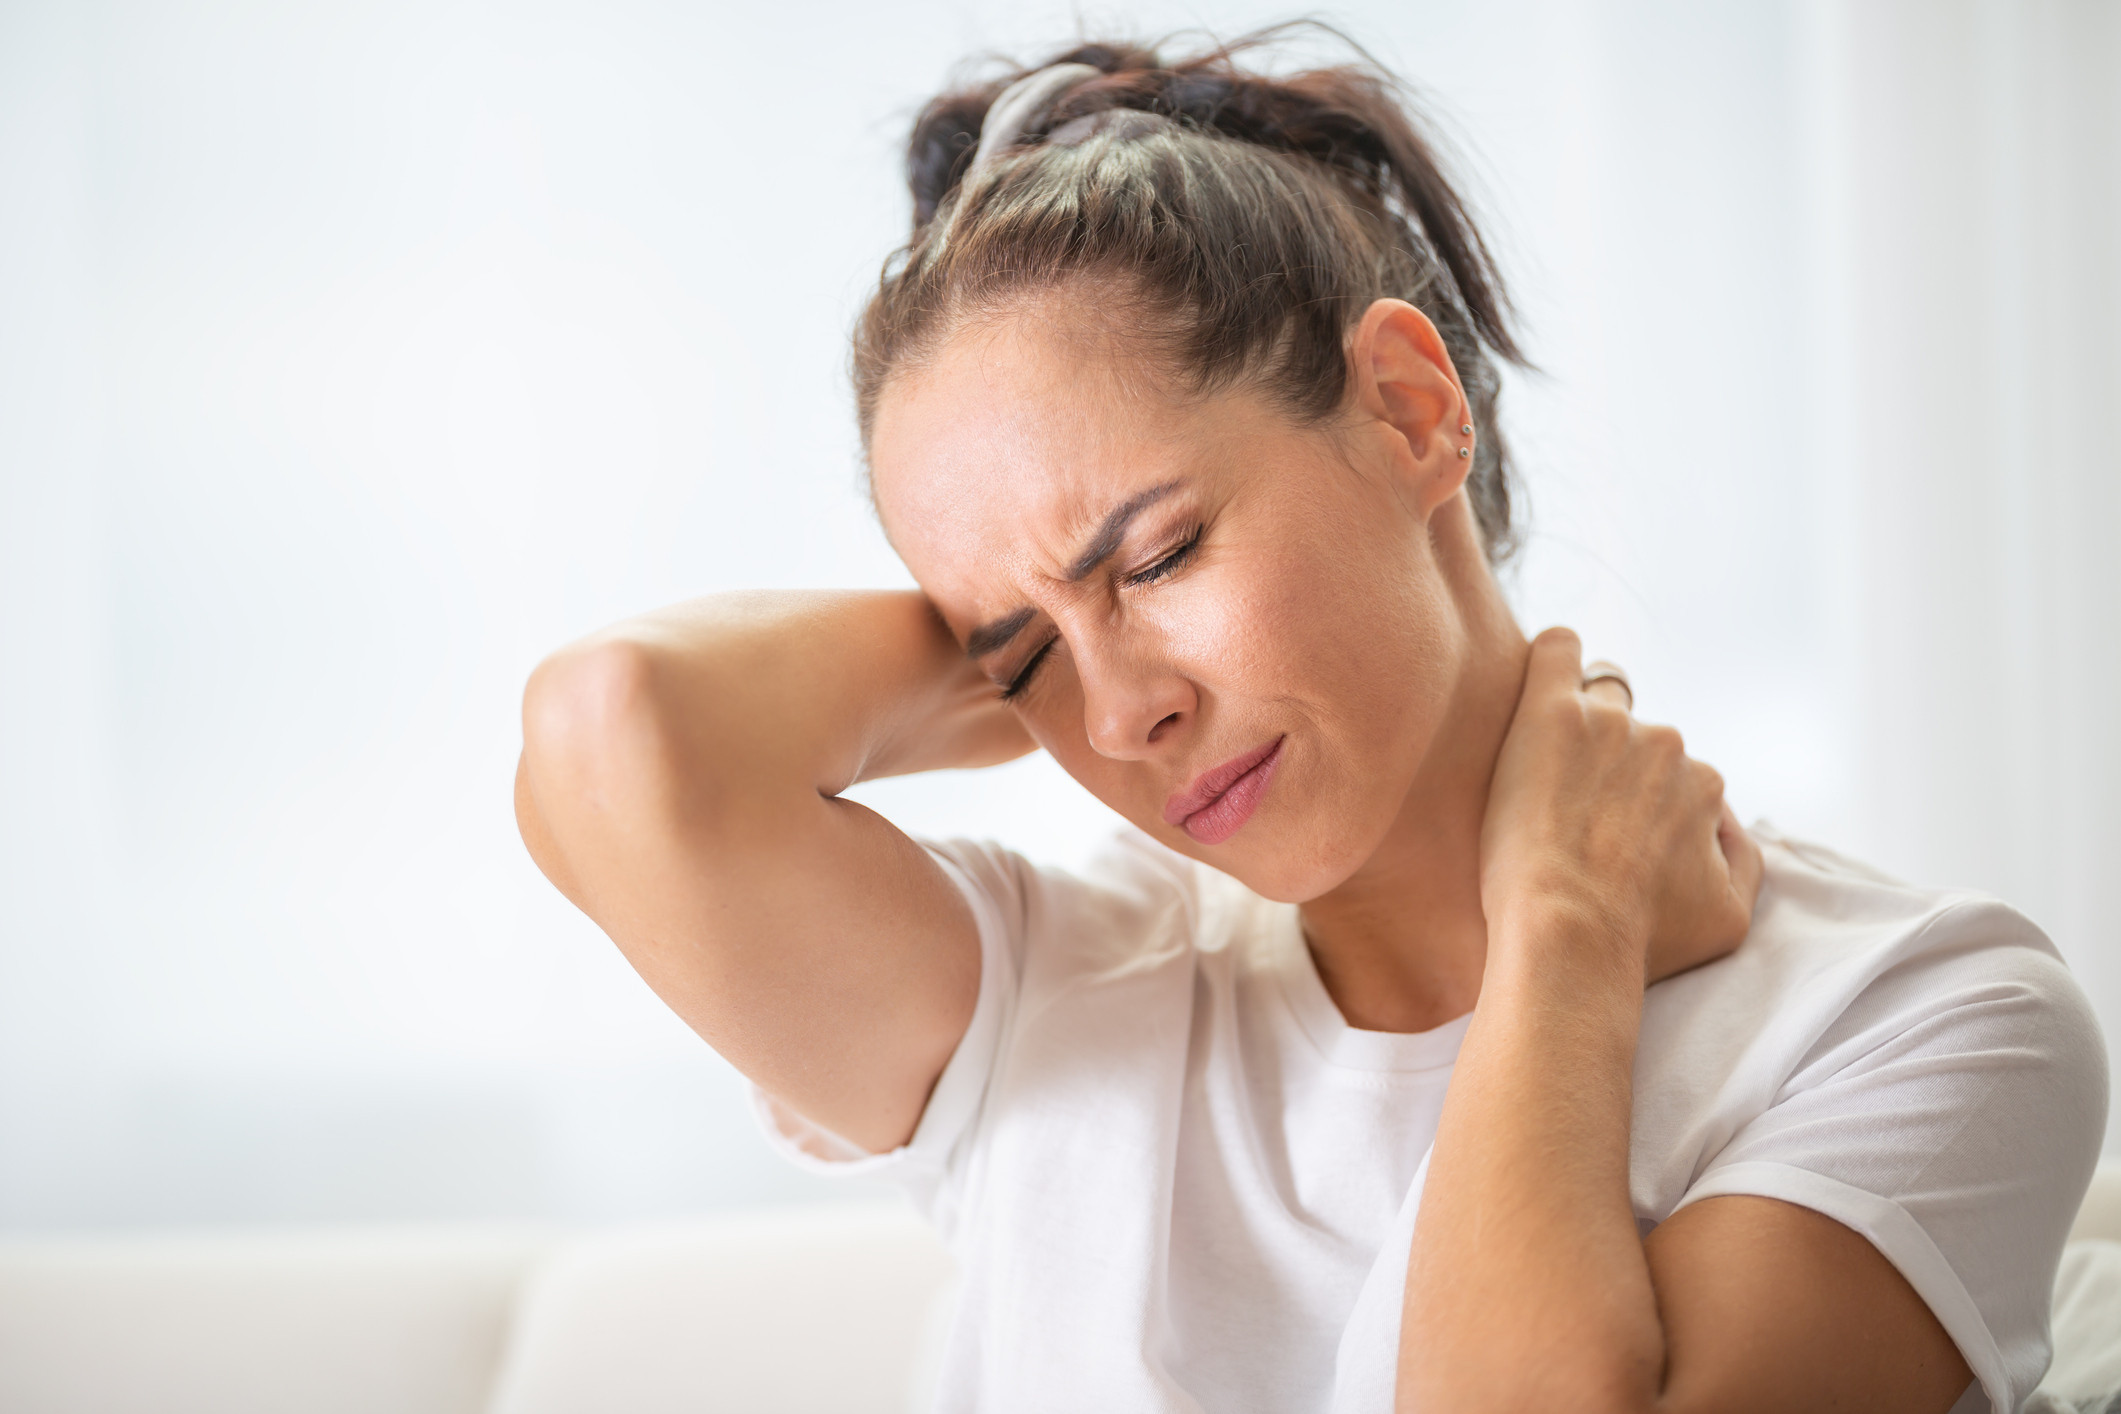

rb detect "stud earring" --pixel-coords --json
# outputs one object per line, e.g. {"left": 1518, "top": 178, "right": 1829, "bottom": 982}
{"left": 1461, "top": 423, "right": 1473, "bottom": 435}
{"left": 1458, "top": 447, "right": 1471, "bottom": 458}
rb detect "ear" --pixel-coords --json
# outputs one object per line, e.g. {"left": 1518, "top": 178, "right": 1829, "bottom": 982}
{"left": 1346, "top": 299, "right": 1474, "bottom": 518}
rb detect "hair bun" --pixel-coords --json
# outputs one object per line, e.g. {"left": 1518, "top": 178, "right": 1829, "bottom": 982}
{"left": 1158, "top": 71, "right": 1240, "bottom": 125}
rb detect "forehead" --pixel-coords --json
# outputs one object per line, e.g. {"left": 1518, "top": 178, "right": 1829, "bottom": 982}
{"left": 869, "top": 312, "right": 1210, "bottom": 615}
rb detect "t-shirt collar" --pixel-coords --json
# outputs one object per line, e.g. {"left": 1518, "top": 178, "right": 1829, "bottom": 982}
{"left": 1269, "top": 902, "right": 1474, "bottom": 1074}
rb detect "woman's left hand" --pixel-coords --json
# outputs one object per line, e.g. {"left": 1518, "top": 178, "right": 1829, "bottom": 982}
{"left": 1406, "top": 642, "right": 1971, "bottom": 1414}
{"left": 1478, "top": 627, "right": 1763, "bottom": 985}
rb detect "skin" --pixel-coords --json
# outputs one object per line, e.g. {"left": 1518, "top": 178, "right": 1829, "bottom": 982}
{"left": 515, "top": 295, "right": 1976, "bottom": 1412}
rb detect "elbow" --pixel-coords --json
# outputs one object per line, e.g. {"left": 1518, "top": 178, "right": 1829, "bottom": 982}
{"left": 520, "top": 635, "right": 677, "bottom": 814}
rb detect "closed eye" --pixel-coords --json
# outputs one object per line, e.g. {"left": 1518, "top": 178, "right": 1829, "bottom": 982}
{"left": 1000, "top": 526, "right": 1203, "bottom": 701}
{"left": 1124, "top": 526, "right": 1202, "bottom": 587}
{"left": 999, "top": 636, "right": 1057, "bottom": 702}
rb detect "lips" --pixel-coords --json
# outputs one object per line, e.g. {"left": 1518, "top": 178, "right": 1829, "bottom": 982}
{"left": 1164, "top": 736, "right": 1284, "bottom": 846}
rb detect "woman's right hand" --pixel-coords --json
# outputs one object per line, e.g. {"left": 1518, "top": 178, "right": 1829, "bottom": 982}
{"left": 861, "top": 619, "right": 1039, "bottom": 781}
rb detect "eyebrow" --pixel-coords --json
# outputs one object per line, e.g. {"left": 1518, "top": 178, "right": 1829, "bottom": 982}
{"left": 964, "top": 479, "right": 1185, "bottom": 659}
{"left": 965, "top": 607, "right": 1035, "bottom": 659}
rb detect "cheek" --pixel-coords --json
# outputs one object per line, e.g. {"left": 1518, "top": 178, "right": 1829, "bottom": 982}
{"left": 1221, "top": 508, "right": 1455, "bottom": 726}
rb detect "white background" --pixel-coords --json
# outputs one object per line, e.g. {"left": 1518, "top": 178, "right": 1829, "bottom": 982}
{"left": 2, "top": 0, "right": 2114, "bottom": 1229}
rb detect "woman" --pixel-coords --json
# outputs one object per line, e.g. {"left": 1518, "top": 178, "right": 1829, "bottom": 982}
{"left": 513, "top": 34, "right": 2105, "bottom": 1414}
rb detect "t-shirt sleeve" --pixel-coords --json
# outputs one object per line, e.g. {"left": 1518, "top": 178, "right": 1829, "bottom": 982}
{"left": 749, "top": 838, "right": 1030, "bottom": 1234}
{"left": 1671, "top": 904, "right": 2110, "bottom": 1413}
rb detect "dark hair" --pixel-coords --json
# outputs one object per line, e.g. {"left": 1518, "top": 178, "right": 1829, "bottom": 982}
{"left": 854, "top": 26, "right": 1528, "bottom": 562}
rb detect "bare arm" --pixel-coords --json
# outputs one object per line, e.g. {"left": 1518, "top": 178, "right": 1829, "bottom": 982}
{"left": 1396, "top": 629, "right": 1971, "bottom": 1414}
{"left": 514, "top": 590, "right": 1033, "bottom": 1153}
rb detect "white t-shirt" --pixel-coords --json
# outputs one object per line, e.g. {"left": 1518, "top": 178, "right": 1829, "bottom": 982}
{"left": 756, "top": 825, "right": 2108, "bottom": 1413}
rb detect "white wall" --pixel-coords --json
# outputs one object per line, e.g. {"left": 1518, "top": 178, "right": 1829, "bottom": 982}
{"left": 0, "top": 0, "right": 2112, "bottom": 1230}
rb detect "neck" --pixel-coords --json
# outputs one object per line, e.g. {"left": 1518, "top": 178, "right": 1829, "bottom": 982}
{"left": 1297, "top": 525, "right": 1528, "bottom": 1034}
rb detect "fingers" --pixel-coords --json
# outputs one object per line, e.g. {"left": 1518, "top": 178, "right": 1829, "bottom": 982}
{"left": 1524, "top": 626, "right": 1585, "bottom": 705}
{"left": 1531, "top": 629, "right": 1634, "bottom": 713}
{"left": 1580, "top": 658, "right": 1632, "bottom": 714}
{"left": 1718, "top": 800, "right": 1766, "bottom": 919}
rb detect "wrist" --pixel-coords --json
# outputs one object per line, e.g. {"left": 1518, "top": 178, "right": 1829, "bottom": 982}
{"left": 857, "top": 597, "right": 1035, "bottom": 781}
{"left": 1485, "top": 889, "right": 1647, "bottom": 994}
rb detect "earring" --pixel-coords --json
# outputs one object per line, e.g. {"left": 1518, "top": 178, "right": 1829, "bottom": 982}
{"left": 1458, "top": 447, "right": 1471, "bottom": 458}
{"left": 1461, "top": 424, "right": 1473, "bottom": 435}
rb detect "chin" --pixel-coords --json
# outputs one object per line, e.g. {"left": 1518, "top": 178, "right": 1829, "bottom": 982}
{"left": 1190, "top": 818, "right": 1377, "bottom": 905}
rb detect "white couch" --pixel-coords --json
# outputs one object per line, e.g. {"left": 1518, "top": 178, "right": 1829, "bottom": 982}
{"left": 2, "top": 1163, "right": 2116, "bottom": 1414}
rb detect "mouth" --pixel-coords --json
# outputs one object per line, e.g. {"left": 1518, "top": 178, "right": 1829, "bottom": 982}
{"left": 1163, "top": 736, "right": 1285, "bottom": 846}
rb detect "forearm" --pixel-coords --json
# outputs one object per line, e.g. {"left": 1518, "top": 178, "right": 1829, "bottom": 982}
{"left": 524, "top": 590, "right": 1018, "bottom": 808}
{"left": 1398, "top": 905, "right": 1664, "bottom": 1414}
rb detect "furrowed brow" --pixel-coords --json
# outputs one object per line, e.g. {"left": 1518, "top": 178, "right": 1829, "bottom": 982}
{"left": 1066, "top": 480, "right": 1183, "bottom": 581}
{"left": 965, "top": 607, "right": 1035, "bottom": 659}
{"left": 964, "top": 479, "right": 1187, "bottom": 660}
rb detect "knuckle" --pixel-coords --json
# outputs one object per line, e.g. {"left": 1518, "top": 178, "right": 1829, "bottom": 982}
{"left": 1533, "top": 626, "right": 1583, "bottom": 665}
{"left": 1643, "top": 723, "right": 1685, "bottom": 757}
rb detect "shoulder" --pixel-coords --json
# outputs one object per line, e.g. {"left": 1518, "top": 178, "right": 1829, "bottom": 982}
{"left": 921, "top": 829, "right": 1237, "bottom": 980}
{"left": 1753, "top": 824, "right": 2042, "bottom": 953}
{"left": 1767, "top": 829, "right": 2106, "bottom": 1121}
{"left": 1636, "top": 824, "right": 2109, "bottom": 1194}
{"left": 1662, "top": 823, "right": 2098, "bottom": 1039}
{"left": 1749, "top": 824, "right": 2098, "bottom": 1045}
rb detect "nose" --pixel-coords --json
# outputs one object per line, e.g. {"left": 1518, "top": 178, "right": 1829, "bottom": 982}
{"left": 1076, "top": 634, "right": 1196, "bottom": 761}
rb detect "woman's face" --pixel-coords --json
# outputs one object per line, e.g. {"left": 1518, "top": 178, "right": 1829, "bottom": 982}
{"left": 870, "top": 304, "right": 1474, "bottom": 903}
